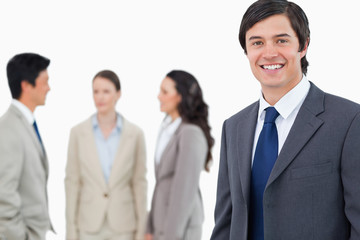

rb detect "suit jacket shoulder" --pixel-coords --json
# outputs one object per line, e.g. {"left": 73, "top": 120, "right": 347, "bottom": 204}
{"left": 226, "top": 101, "right": 259, "bottom": 125}
{"left": 122, "top": 116, "right": 144, "bottom": 137}
{"left": 0, "top": 105, "right": 27, "bottom": 138}
{"left": 178, "top": 122, "right": 204, "bottom": 138}
{"left": 70, "top": 117, "right": 92, "bottom": 136}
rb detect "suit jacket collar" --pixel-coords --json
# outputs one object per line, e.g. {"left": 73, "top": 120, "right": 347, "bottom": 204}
{"left": 237, "top": 82, "right": 325, "bottom": 206}
{"left": 266, "top": 82, "right": 325, "bottom": 187}
{"left": 11, "top": 99, "right": 34, "bottom": 124}
{"left": 91, "top": 113, "right": 123, "bottom": 133}
{"left": 8, "top": 104, "right": 49, "bottom": 175}
{"left": 82, "top": 118, "right": 107, "bottom": 188}
{"left": 84, "top": 115, "right": 134, "bottom": 189}
{"left": 155, "top": 122, "right": 184, "bottom": 179}
{"left": 236, "top": 102, "right": 259, "bottom": 206}
{"left": 108, "top": 116, "right": 134, "bottom": 187}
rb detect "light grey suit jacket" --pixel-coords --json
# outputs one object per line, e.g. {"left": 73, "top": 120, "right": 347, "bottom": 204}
{"left": 0, "top": 105, "right": 52, "bottom": 240}
{"left": 211, "top": 82, "right": 360, "bottom": 240}
{"left": 146, "top": 123, "right": 207, "bottom": 240}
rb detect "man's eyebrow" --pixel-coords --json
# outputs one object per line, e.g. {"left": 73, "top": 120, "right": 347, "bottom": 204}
{"left": 248, "top": 33, "right": 292, "bottom": 41}
{"left": 248, "top": 36, "right": 262, "bottom": 41}
{"left": 274, "top": 33, "right": 291, "bottom": 38}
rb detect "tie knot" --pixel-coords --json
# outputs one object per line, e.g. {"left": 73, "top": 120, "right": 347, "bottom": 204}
{"left": 264, "top": 107, "right": 279, "bottom": 123}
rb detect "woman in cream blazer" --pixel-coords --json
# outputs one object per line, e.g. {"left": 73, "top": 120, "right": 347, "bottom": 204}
{"left": 65, "top": 70, "right": 147, "bottom": 240}
{"left": 146, "top": 70, "right": 214, "bottom": 240}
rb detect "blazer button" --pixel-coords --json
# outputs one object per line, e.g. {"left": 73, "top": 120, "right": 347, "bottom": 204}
{"left": 104, "top": 193, "right": 108, "bottom": 198}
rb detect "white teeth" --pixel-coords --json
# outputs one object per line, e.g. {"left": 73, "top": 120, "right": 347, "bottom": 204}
{"left": 263, "top": 64, "right": 283, "bottom": 70}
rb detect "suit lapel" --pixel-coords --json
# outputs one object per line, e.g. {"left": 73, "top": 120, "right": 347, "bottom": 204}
{"left": 10, "top": 105, "right": 48, "bottom": 175}
{"left": 155, "top": 124, "right": 182, "bottom": 180}
{"left": 237, "top": 103, "right": 259, "bottom": 206}
{"left": 108, "top": 117, "right": 131, "bottom": 187}
{"left": 83, "top": 118, "right": 107, "bottom": 189}
{"left": 267, "top": 83, "right": 325, "bottom": 187}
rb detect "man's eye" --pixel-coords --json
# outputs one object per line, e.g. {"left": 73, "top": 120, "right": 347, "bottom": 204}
{"left": 253, "top": 41, "right": 263, "bottom": 46}
{"left": 277, "top": 39, "right": 288, "bottom": 44}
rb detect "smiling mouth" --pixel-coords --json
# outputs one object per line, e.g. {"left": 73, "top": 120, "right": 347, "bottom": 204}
{"left": 261, "top": 64, "right": 284, "bottom": 70}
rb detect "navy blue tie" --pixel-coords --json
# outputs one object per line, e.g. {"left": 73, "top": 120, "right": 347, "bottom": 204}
{"left": 249, "top": 107, "right": 279, "bottom": 240}
{"left": 33, "top": 120, "right": 43, "bottom": 145}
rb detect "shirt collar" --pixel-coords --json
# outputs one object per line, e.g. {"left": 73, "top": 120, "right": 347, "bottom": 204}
{"left": 258, "top": 75, "right": 310, "bottom": 121}
{"left": 161, "top": 115, "right": 182, "bottom": 135}
{"left": 92, "top": 113, "right": 122, "bottom": 133}
{"left": 12, "top": 99, "right": 35, "bottom": 124}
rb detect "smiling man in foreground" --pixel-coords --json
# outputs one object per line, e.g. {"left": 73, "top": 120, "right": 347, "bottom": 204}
{"left": 210, "top": 0, "right": 360, "bottom": 239}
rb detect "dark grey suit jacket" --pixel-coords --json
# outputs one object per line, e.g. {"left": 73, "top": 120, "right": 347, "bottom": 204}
{"left": 211, "top": 83, "right": 360, "bottom": 240}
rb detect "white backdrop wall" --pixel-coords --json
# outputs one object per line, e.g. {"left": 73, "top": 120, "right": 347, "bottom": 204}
{"left": 0, "top": 1, "right": 359, "bottom": 239}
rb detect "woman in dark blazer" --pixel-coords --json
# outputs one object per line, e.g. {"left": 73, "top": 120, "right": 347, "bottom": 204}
{"left": 146, "top": 70, "right": 214, "bottom": 240}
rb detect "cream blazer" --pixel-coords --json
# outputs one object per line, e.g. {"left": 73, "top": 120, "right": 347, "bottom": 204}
{"left": 65, "top": 115, "right": 147, "bottom": 240}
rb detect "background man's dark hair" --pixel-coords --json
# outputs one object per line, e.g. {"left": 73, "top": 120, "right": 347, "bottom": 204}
{"left": 239, "top": 0, "right": 310, "bottom": 75}
{"left": 7, "top": 53, "right": 50, "bottom": 99}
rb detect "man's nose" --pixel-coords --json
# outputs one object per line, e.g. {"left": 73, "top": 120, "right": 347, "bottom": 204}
{"left": 263, "top": 43, "right": 278, "bottom": 58}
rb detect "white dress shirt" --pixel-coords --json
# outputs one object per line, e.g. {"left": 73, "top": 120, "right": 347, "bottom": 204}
{"left": 252, "top": 76, "right": 311, "bottom": 164}
{"left": 155, "top": 116, "right": 182, "bottom": 164}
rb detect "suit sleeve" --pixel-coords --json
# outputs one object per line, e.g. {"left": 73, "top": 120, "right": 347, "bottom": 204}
{"left": 131, "top": 129, "right": 148, "bottom": 240}
{"left": 341, "top": 112, "right": 360, "bottom": 239}
{"left": 0, "top": 128, "right": 27, "bottom": 240}
{"left": 210, "top": 121, "right": 232, "bottom": 240}
{"left": 162, "top": 126, "right": 207, "bottom": 240}
{"left": 64, "top": 128, "right": 81, "bottom": 240}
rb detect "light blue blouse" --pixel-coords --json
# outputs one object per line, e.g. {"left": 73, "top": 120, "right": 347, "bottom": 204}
{"left": 92, "top": 113, "right": 122, "bottom": 183}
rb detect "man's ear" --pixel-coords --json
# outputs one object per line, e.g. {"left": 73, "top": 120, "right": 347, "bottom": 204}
{"left": 21, "top": 80, "right": 31, "bottom": 93}
{"left": 300, "top": 38, "right": 309, "bottom": 58}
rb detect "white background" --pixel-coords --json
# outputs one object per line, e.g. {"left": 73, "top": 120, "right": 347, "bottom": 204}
{"left": 0, "top": 1, "right": 359, "bottom": 239}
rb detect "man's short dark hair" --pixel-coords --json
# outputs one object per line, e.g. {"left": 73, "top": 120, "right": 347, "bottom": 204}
{"left": 7, "top": 53, "right": 50, "bottom": 99}
{"left": 239, "top": 0, "right": 310, "bottom": 75}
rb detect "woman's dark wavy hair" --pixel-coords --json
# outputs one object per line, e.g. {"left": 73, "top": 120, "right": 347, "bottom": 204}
{"left": 239, "top": 0, "right": 310, "bottom": 75}
{"left": 166, "top": 70, "right": 214, "bottom": 172}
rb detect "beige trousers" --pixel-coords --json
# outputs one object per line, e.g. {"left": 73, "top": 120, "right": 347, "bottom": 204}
{"left": 79, "top": 221, "right": 134, "bottom": 240}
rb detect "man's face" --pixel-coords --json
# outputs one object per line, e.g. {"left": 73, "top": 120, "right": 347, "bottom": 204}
{"left": 29, "top": 70, "right": 50, "bottom": 106}
{"left": 245, "top": 14, "right": 307, "bottom": 99}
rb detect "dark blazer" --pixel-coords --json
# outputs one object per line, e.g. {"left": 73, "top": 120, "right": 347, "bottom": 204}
{"left": 0, "top": 105, "right": 52, "bottom": 240}
{"left": 211, "top": 82, "right": 360, "bottom": 240}
{"left": 147, "top": 123, "right": 208, "bottom": 240}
